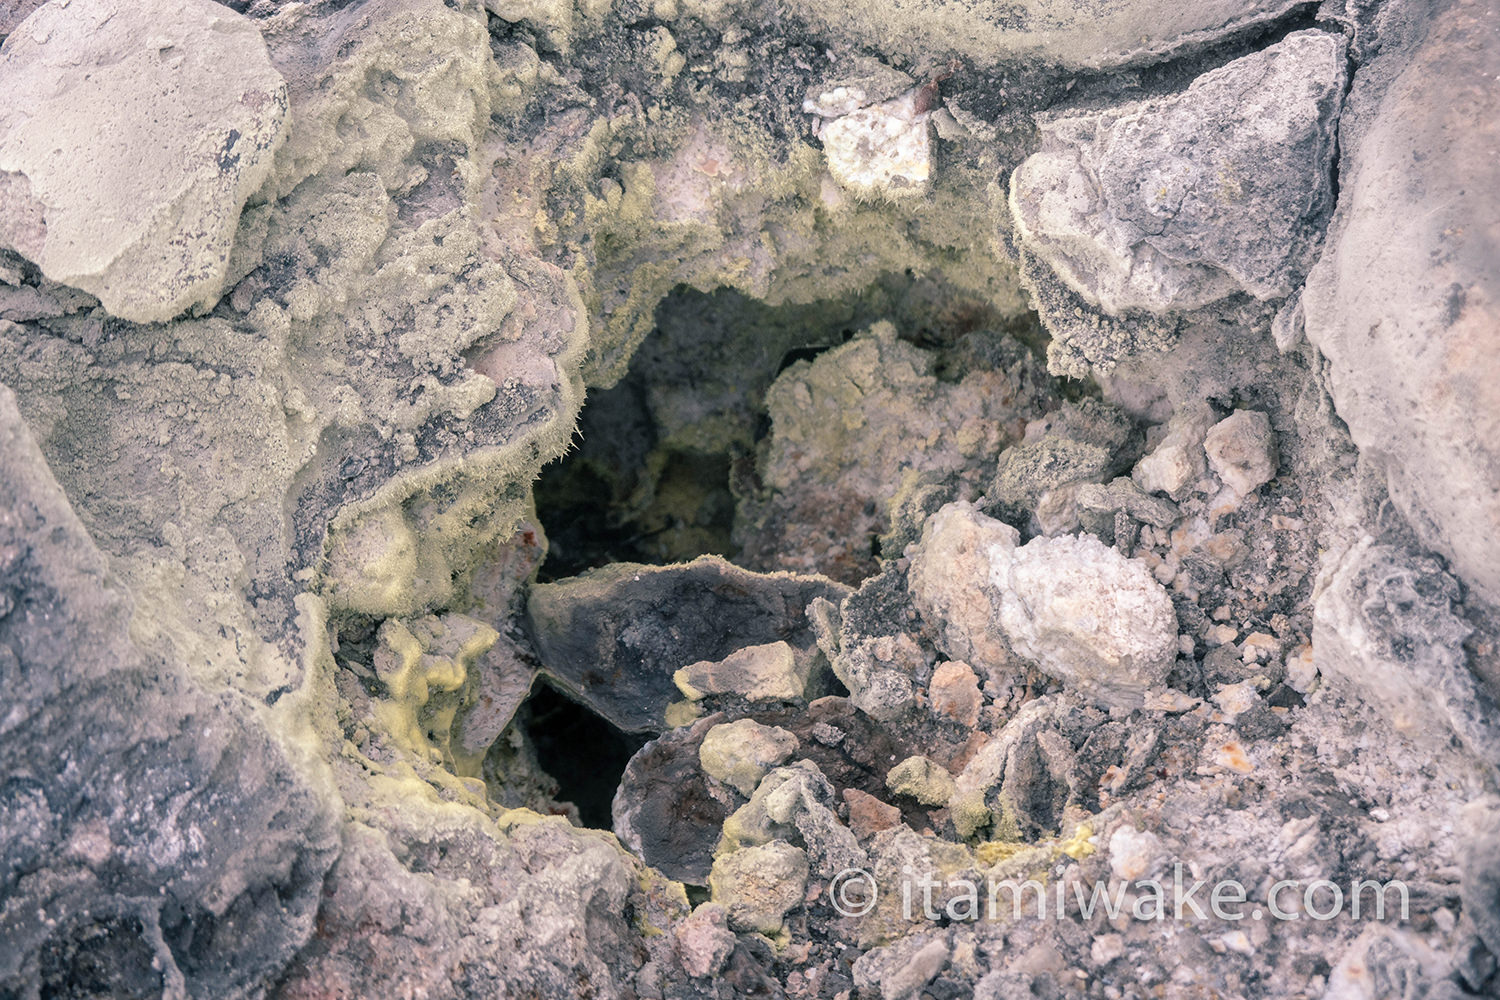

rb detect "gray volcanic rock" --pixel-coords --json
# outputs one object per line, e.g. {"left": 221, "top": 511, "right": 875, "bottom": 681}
{"left": 0, "top": 0, "right": 1497, "bottom": 994}
{"left": 613, "top": 698, "right": 922, "bottom": 886}
{"left": 1461, "top": 797, "right": 1500, "bottom": 963}
{"left": 0, "top": 0, "right": 288, "bottom": 322}
{"left": 782, "top": 0, "right": 1307, "bottom": 71}
{"left": 1011, "top": 30, "right": 1346, "bottom": 316}
{"left": 1313, "top": 538, "right": 1500, "bottom": 761}
{"left": 0, "top": 386, "right": 338, "bottom": 999}
{"left": 613, "top": 713, "right": 734, "bottom": 884}
{"left": 527, "top": 557, "right": 847, "bottom": 732}
{"left": 736, "top": 321, "right": 1051, "bottom": 585}
{"left": 0, "top": 1, "right": 43, "bottom": 37}
{"left": 1302, "top": 0, "right": 1500, "bottom": 606}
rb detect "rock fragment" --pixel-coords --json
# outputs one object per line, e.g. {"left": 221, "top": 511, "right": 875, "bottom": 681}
{"left": 451, "top": 635, "right": 537, "bottom": 774}
{"left": 824, "top": 630, "right": 925, "bottom": 723}
{"left": 1133, "top": 401, "right": 1216, "bottom": 499}
{"left": 950, "top": 697, "right": 1081, "bottom": 840}
{"left": 1010, "top": 30, "right": 1346, "bottom": 315}
{"left": 1203, "top": 409, "right": 1279, "bottom": 497}
{"left": 0, "top": 0, "right": 288, "bottom": 321}
{"left": 910, "top": 501, "right": 1178, "bottom": 707}
{"left": 815, "top": 563, "right": 933, "bottom": 722}
{"left": 820, "top": 88, "right": 933, "bottom": 200}
{"left": 676, "top": 640, "right": 807, "bottom": 704}
{"left": 803, "top": 58, "right": 914, "bottom": 119}
{"left": 721, "top": 761, "right": 867, "bottom": 880}
{"left": 988, "top": 397, "right": 1135, "bottom": 528}
{"left": 886, "top": 755, "right": 956, "bottom": 807}
{"left": 1107, "top": 825, "right": 1166, "bottom": 880}
{"left": 991, "top": 529, "right": 1179, "bottom": 708}
{"left": 907, "top": 502, "right": 1021, "bottom": 683}
{"left": 785, "top": 0, "right": 1306, "bottom": 72}
{"left": 928, "top": 661, "right": 983, "bottom": 728}
{"left": 1313, "top": 538, "right": 1500, "bottom": 760}
{"left": 699, "top": 719, "right": 800, "bottom": 796}
{"left": 709, "top": 841, "right": 809, "bottom": 934}
{"left": 1301, "top": 0, "right": 1500, "bottom": 605}
{"left": 844, "top": 788, "right": 903, "bottom": 840}
{"left": 990, "top": 438, "right": 1115, "bottom": 522}
{"left": 739, "top": 321, "right": 1046, "bottom": 583}
{"left": 854, "top": 934, "right": 951, "bottom": 1000}
{"left": 673, "top": 903, "right": 737, "bottom": 979}
{"left": 527, "top": 557, "right": 845, "bottom": 732}
{"left": 613, "top": 715, "right": 733, "bottom": 884}
{"left": 1075, "top": 477, "right": 1180, "bottom": 529}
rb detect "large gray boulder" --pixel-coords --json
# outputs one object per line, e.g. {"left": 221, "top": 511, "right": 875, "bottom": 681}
{"left": 781, "top": 0, "right": 1306, "bottom": 71}
{"left": 1302, "top": 0, "right": 1500, "bottom": 606}
{"left": 0, "top": 0, "right": 287, "bottom": 322}
{"left": 0, "top": 386, "right": 338, "bottom": 999}
{"left": 1011, "top": 30, "right": 1347, "bottom": 317}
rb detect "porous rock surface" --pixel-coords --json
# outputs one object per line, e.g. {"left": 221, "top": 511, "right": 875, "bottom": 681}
{"left": 1011, "top": 30, "right": 1346, "bottom": 317}
{"left": 990, "top": 526, "right": 1180, "bottom": 709}
{"left": 1, "top": 0, "right": 1498, "bottom": 996}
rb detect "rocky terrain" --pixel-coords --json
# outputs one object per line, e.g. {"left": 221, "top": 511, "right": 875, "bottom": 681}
{"left": 0, "top": 0, "right": 1498, "bottom": 996}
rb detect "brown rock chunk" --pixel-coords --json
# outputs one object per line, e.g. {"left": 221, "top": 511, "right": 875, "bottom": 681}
{"left": 928, "top": 660, "right": 983, "bottom": 727}
{"left": 843, "top": 788, "right": 902, "bottom": 840}
{"left": 674, "top": 903, "right": 737, "bottom": 979}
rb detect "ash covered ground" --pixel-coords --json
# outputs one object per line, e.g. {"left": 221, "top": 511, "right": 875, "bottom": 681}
{"left": 1, "top": 0, "right": 1499, "bottom": 997}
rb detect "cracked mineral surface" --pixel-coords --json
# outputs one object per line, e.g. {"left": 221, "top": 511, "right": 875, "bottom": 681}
{"left": 1, "top": 0, "right": 1499, "bottom": 997}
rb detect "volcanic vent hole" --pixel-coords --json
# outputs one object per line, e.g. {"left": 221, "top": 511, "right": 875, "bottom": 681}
{"left": 520, "top": 683, "right": 651, "bottom": 829}
{"left": 533, "top": 277, "right": 1028, "bottom": 582}
{"left": 521, "top": 276, "right": 1046, "bottom": 824}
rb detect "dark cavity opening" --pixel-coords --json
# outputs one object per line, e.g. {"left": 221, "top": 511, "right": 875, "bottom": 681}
{"left": 533, "top": 275, "right": 1025, "bottom": 581}
{"left": 521, "top": 683, "right": 650, "bottom": 829}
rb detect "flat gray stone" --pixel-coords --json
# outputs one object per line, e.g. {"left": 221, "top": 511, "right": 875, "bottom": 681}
{"left": 1011, "top": 30, "right": 1346, "bottom": 315}
{"left": 526, "top": 556, "right": 846, "bottom": 732}
{"left": 1302, "top": 0, "right": 1500, "bottom": 606}
{"left": 0, "top": 0, "right": 287, "bottom": 322}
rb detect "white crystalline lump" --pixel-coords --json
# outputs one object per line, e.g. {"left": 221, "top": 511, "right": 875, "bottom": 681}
{"left": 989, "top": 530, "right": 1177, "bottom": 708}
{"left": 0, "top": 0, "right": 288, "bottom": 322}
{"left": 820, "top": 88, "right": 932, "bottom": 200}
{"left": 1204, "top": 408, "right": 1279, "bottom": 498}
{"left": 1133, "top": 401, "right": 1216, "bottom": 499}
{"left": 910, "top": 502, "right": 1178, "bottom": 707}
{"left": 1107, "top": 825, "right": 1166, "bottom": 881}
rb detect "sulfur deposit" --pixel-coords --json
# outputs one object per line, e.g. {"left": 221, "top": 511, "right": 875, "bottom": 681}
{"left": 2, "top": 0, "right": 1499, "bottom": 997}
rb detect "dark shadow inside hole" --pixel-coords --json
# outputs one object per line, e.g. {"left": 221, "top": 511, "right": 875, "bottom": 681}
{"left": 532, "top": 453, "right": 643, "bottom": 581}
{"left": 775, "top": 343, "right": 838, "bottom": 375}
{"left": 531, "top": 280, "right": 1053, "bottom": 582}
{"left": 522, "top": 683, "right": 651, "bottom": 830}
